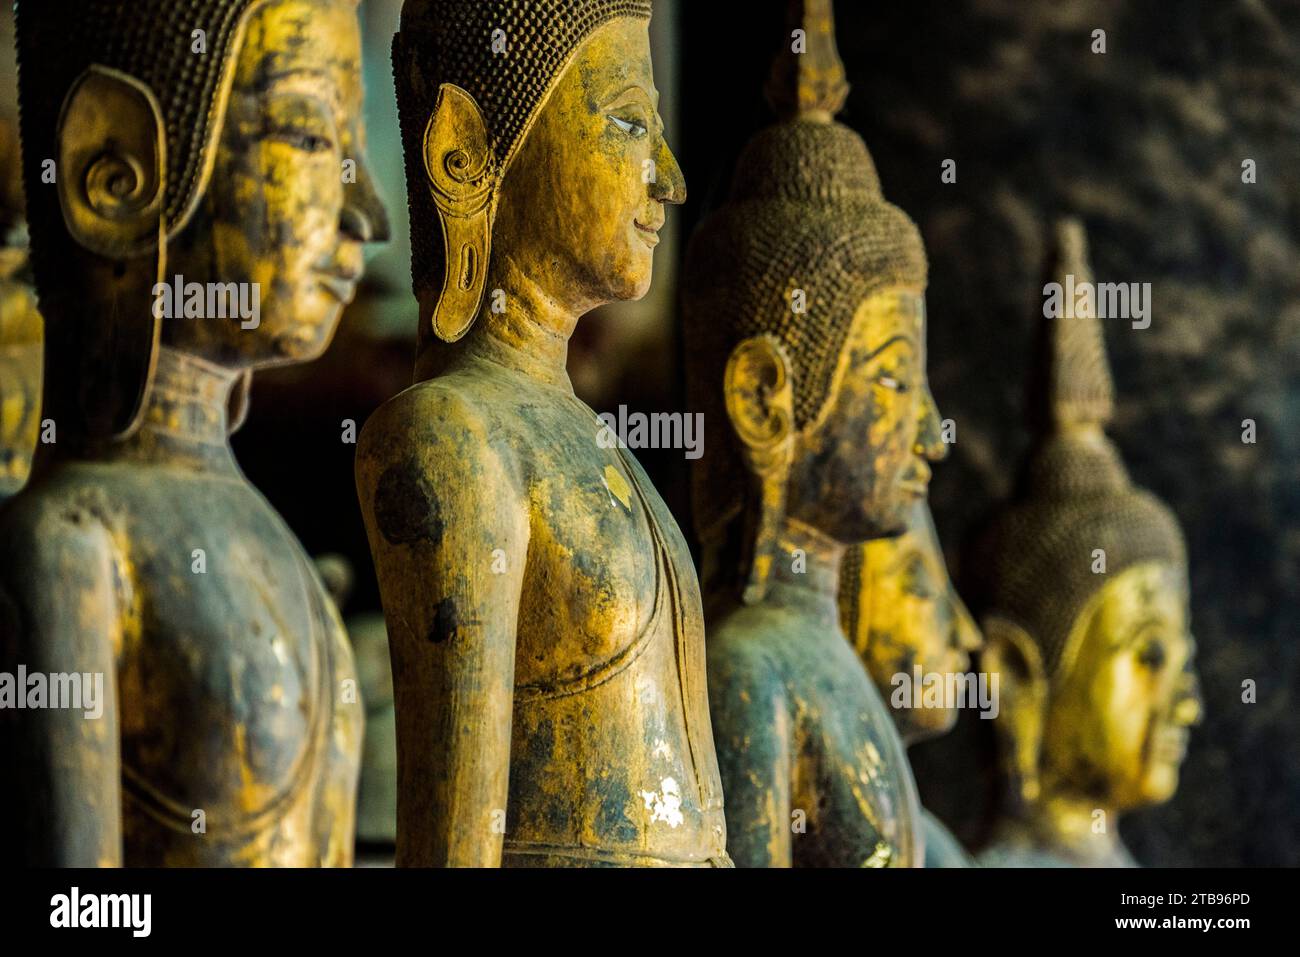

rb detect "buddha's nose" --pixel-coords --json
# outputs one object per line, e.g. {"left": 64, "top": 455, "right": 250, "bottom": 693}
{"left": 341, "top": 154, "right": 391, "bottom": 244}
{"left": 914, "top": 387, "right": 947, "bottom": 462}
{"left": 951, "top": 591, "right": 984, "bottom": 654}
{"left": 1172, "top": 661, "right": 1203, "bottom": 727}
{"left": 650, "top": 139, "right": 687, "bottom": 206}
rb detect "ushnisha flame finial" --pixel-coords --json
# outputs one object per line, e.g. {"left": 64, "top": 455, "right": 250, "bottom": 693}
{"left": 1040, "top": 217, "right": 1115, "bottom": 434}
{"left": 764, "top": 0, "right": 850, "bottom": 122}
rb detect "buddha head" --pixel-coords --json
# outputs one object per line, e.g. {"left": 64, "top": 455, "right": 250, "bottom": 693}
{"left": 682, "top": 0, "right": 943, "bottom": 604}
{"left": 392, "top": 0, "right": 683, "bottom": 371}
{"left": 15, "top": 0, "right": 387, "bottom": 456}
{"left": 971, "top": 219, "right": 1201, "bottom": 826}
{"left": 839, "top": 499, "right": 983, "bottom": 743}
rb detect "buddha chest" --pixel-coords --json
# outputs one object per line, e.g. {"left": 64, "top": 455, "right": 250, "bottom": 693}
{"left": 475, "top": 383, "right": 728, "bottom": 864}
{"left": 56, "top": 462, "right": 362, "bottom": 866}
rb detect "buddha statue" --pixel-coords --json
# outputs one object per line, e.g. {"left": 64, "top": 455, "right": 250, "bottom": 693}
{"left": 0, "top": 108, "right": 42, "bottom": 500}
{"left": 357, "top": 0, "right": 728, "bottom": 867}
{"left": 682, "top": 0, "right": 946, "bottom": 867}
{"left": 313, "top": 554, "right": 396, "bottom": 859}
{"left": 839, "top": 499, "right": 983, "bottom": 867}
{"left": 0, "top": 0, "right": 388, "bottom": 866}
{"left": 971, "top": 219, "right": 1202, "bottom": 867}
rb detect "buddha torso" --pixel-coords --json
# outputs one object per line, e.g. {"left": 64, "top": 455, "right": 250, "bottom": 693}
{"left": 707, "top": 579, "right": 921, "bottom": 867}
{"left": 0, "top": 356, "right": 361, "bottom": 866}
{"left": 922, "top": 809, "right": 973, "bottom": 868}
{"left": 978, "top": 826, "right": 1138, "bottom": 868}
{"left": 0, "top": 260, "right": 41, "bottom": 500}
{"left": 372, "top": 352, "right": 727, "bottom": 866}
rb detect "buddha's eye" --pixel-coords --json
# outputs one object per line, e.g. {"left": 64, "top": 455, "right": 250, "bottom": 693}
{"left": 876, "top": 374, "right": 910, "bottom": 394}
{"left": 269, "top": 126, "right": 336, "bottom": 154}
{"left": 1137, "top": 638, "right": 1167, "bottom": 671}
{"left": 263, "top": 94, "right": 339, "bottom": 155}
{"left": 607, "top": 114, "right": 648, "bottom": 139}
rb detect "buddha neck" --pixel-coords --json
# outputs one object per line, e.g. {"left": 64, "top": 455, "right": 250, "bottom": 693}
{"left": 1007, "top": 787, "right": 1126, "bottom": 865}
{"left": 110, "top": 345, "right": 242, "bottom": 475}
{"left": 764, "top": 516, "right": 845, "bottom": 620}
{"left": 449, "top": 255, "right": 581, "bottom": 393}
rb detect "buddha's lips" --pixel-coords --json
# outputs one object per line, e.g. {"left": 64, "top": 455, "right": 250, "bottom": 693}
{"left": 898, "top": 462, "right": 932, "bottom": 496}
{"left": 1147, "top": 725, "right": 1188, "bottom": 767}
{"left": 316, "top": 264, "right": 363, "bottom": 304}
{"left": 317, "top": 274, "right": 359, "bottom": 303}
{"left": 634, "top": 222, "right": 661, "bottom": 248}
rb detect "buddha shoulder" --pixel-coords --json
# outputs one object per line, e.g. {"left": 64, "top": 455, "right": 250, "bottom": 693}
{"left": 0, "top": 481, "right": 120, "bottom": 628}
{"left": 356, "top": 378, "right": 526, "bottom": 543}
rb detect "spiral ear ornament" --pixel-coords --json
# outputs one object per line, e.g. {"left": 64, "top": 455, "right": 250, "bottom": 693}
{"left": 725, "top": 334, "right": 796, "bottom": 478}
{"left": 423, "top": 83, "right": 496, "bottom": 343}
{"left": 724, "top": 335, "right": 796, "bottom": 604}
{"left": 57, "top": 65, "right": 166, "bottom": 260}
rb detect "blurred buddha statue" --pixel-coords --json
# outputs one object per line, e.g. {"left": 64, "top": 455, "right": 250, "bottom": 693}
{"left": 0, "top": 0, "right": 387, "bottom": 866}
{"left": 0, "top": 105, "right": 42, "bottom": 500}
{"left": 839, "top": 499, "right": 983, "bottom": 866}
{"left": 971, "top": 219, "right": 1201, "bottom": 867}
{"left": 314, "top": 554, "right": 396, "bottom": 859}
{"left": 0, "top": 249, "right": 41, "bottom": 500}
{"left": 682, "top": 0, "right": 946, "bottom": 867}
{"left": 357, "top": 0, "right": 728, "bottom": 867}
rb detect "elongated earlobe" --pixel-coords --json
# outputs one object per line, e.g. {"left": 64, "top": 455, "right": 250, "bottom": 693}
{"left": 56, "top": 65, "right": 166, "bottom": 441}
{"left": 58, "top": 66, "right": 165, "bottom": 258}
{"left": 982, "top": 615, "right": 1047, "bottom": 809}
{"left": 423, "top": 83, "right": 495, "bottom": 343}
{"left": 724, "top": 334, "right": 795, "bottom": 604}
{"left": 227, "top": 370, "right": 253, "bottom": 435}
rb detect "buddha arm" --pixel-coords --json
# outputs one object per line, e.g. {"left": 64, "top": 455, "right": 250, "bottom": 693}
{"left": 357, "top": 391, "right": 528, "bottom": 867}
{"left": 0, "top": 504, "right": 123, "bottom": 866}
{"left": 708, "top": 650, "right": 794, "bottom": 867}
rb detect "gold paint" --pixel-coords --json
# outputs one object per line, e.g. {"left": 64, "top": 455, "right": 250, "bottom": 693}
{"left": 837, "top": 498, "right": 983, "bottom": 866}
{"left": 0, "top": 111, "right": 41, "bottom": 499}
{"left": 1, "top": 0, "right": 386, "bottom": 866}
{"left": 603, "top": 464, "right": 632, "bottom": 511}
{"left": 683, "top": 0, "right": 941, "bottom": 866}
{"left": 840, "top": 498, "right": 983, "bottom": 744}
{"left": 974, "top": 221, "right": 1201, "bottom": 867}
{"left": 360, "top": 1, "right": 726, "bottom": 867}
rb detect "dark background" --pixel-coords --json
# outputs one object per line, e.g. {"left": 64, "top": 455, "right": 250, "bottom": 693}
{"left": 236, "top": 0, "right": 1300, "bottom": 866}
{"left": 674, "top": 0, "right": 1300, "bottom": 866}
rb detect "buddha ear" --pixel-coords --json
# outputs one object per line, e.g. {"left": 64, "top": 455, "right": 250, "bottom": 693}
{"left": 56, "top": 65, "right": 166, "bottom": 441}
{"left": 981, "top": 615, "right": 1047, "bottom": 808}
{"left": 724, "top": 335, "right": 795, "bottom": 604}
{"left": 423, "top": 83, "right": 494, "bottom": 343}
{"left": 227, "top": 370, "right": 253, "bottom": 435}
{"left": 57, "top": 66, "right": 165, "bottom": 258}
{"left": 724, "top": 334, "right": 795, "bottom": 471}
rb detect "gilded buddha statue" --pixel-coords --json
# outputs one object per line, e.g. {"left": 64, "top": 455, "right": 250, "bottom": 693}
{"left": 0, "top": 108, "right": 42, "bottom": 501}
{"left": 682, "top": 0, "right": 946, "bottom": 867}
{"left": 838, "top": 499, "right": 983, "bottom": 866}
{"left": 356, "top": 0, "right": 728, "bottom": 867}
{"left": 0, "top": 0, "right": 387, "bottom": 866}
{"left": 971, "top": 220, "right": 1202, "bottom": 867}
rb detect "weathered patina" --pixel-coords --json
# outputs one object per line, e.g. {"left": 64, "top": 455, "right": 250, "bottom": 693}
{"left": 358, "top": 0, "right": 728, "bottom": 867}
{"left": 682, "top": 0, "right": 945, "bottom": 867}
{"left": 0, "top": 0, "right": 387, "bottom": 866}
{"left": 971, "top": 220, "right": 1202, "bottom": 867}
{"left": 839, "top": 499, "right": 983, "bottom": 866}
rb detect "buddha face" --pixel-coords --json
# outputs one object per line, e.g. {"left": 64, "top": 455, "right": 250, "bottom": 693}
{"left": 856, "top": 499, "right": 982, "bottom": 742}
{"left": 492, "top": 17, "right": 685, "bottom": 315}
{"left": 164, "top": 0, "right": 387, "bottom": 367}
{"left": 1041, "top": 561, "right": 1201, "bottom": 809}
{"left": 786, "top": 287, "right": 945, "bottom": 542}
